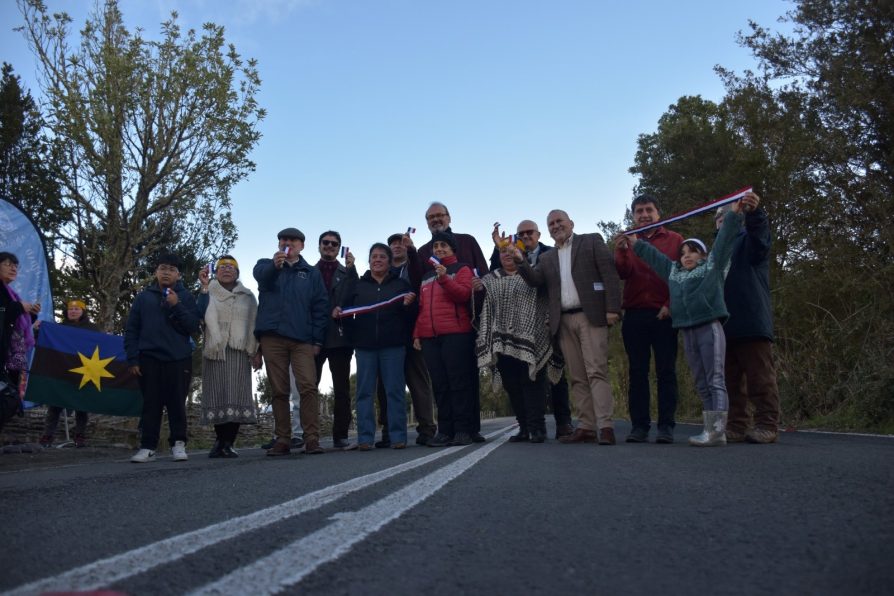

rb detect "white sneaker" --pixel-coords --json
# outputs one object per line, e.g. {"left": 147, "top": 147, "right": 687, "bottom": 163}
{"left": 171, "top": 441, "right": 188, "bottom": 461}
{"left": 131, "top": 448, "right": 156, "bottom": 463}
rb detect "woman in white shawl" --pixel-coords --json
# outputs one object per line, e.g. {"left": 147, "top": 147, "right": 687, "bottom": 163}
{"left": 198, "top": 256, "right": 262, "bottom": 457}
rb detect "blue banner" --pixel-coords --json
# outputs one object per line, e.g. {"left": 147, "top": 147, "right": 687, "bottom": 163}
{"left": 0, "top": 198, "right": 54, "bottom": 323}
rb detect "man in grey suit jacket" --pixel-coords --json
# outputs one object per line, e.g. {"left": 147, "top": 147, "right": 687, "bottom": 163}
{"left": 516, "top": 210, "right": 622, "bottom": 445}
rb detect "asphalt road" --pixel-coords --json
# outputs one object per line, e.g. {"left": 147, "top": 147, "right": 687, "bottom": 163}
{"left": 2, "top": 418, "right": 892, "bottom": 596}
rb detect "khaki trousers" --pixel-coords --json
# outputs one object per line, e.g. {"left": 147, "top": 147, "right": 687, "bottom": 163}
{"left": 558, "top": 311, "right": 614, "bottom": 430}
{"left": 261, "top": 335, "right": 320, "bottom": 443}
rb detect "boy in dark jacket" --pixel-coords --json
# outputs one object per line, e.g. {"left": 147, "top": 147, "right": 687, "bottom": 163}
{"left": 125, "top": 253, "right": 200, "bottom": 463}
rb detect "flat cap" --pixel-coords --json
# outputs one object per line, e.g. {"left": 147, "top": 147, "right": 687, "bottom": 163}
{"left": 277, "top": 227, "right": 305, "bottom": 241}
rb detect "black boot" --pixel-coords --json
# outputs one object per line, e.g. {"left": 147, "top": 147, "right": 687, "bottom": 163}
{"left": 208, "top": 440, "right": 225, "bottom": 458}
{"left": 375, "top": 428, "right": 391, "bottom": 448}
{"left": 221, "top": 441, "right": 239, "bottom": 458}
{"left": 509, "top": 428, "right": 530, "bottom": 442}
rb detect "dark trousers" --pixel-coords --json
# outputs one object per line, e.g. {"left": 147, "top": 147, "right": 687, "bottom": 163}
{"left": 137, "top": 355, "right": 192, "bottom": 450}
{"left": 725, "top": 338, "right": 780, "bottom": 432}
{"left": 622, "top": 309, "right": 679, "bottom": 430}
{"left": 548, "top": 368, "right": 572, "bottom": 426}
{"left": 421, "top": 333, "right": 477, "bottom": 436}
{"left": 44, "top": 406, "right": 89, "bottom": 437}
{"left": 498, "top": 355, "right": 547, "bottom": 434}
{"left": 214, "top": 422, "right": 240, "bottom": 443}
{"left": 315, "top": 346, "right": 354, "bottom": 440}
{"left": 376, "top": 343, "right": 437, "bottom": 438}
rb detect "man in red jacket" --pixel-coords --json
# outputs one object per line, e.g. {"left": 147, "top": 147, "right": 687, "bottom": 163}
{"left": 614, "top": 195, "right": 683, "bottom": 444}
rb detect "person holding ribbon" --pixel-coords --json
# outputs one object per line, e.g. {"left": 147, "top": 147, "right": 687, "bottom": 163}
{"left": 39, "top": 298, "right": 98, "bottom": 448}
{"left": 197, "top": 256, "right": 262, "bottom": 458}
{"left": 334, "top": 243, "right": 416, "bottom": 450}
{"left": 476, "top": 241, "right": 563, "bottom": 442}
{"left": 616, "top": 199, "right": 746, "bottom": 447}
{"left": 413, "top": 231, "right": 477, "bottom": 447}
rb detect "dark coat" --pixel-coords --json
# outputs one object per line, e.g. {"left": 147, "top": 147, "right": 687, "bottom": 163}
{"left": 722, "top": 208, "right": 774, "bottom": 341}
{"left": 124, "top": 281, "right": 200, "bottom": 364}
{"left": 418, "top": 228, "right": 488, "bottom": 277}
{"left": 343, "top": 271, "right": 415, "bottom": 350}
{"left": 489, "top": 240, "right": 552, "bottom": 271}
{"left": 316, "top": 260, "right": 358, "bottom": 349}
{"left": 518, "top": 233, "right": 622, "bottom": 337}
{"left": 253, "top": 256, "right": 330, "bottom": 346}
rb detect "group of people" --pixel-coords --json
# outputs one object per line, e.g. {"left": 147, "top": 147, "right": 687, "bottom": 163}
{"left": 0, "top": 192, "right": 780, "bottom": 459}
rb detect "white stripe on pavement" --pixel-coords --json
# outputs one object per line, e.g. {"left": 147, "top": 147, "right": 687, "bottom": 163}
{"left": 190, "top": 430, "right": 513, "bottom": 595}
{"left": 2, "top": 425, "right": 514, "bottom": 596}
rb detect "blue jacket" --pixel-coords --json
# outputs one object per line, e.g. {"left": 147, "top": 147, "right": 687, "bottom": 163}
{"left": 124, "top": 281, "right": 200, "bottom": 363}
{"left": 634, "top": 210, "right": 743, "bottom": 329}
{"left": 253, "top": 256, "right": 330, "bottom": 345}
{"left": 722, "top": 208, "right": 774, "bottom": 341}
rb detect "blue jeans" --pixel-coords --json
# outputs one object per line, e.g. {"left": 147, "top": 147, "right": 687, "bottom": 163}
{"left": 355, "top": 347, "right": 407, "bottom": 445}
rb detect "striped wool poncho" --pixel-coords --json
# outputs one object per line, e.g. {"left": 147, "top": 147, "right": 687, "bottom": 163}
{"left": 475, "top": 269, "right": 563, "bottom": 391}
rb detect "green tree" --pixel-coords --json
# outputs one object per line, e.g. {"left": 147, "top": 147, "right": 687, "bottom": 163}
{"left": 0, "top": 62, "right": 64, "bottom": 256}
{"left": 16, "top": 0, "right": 265, "bottom": 331}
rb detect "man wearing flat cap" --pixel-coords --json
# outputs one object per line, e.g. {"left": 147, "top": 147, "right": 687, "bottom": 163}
{"left": 254, "top": 227, "right": 330, "bottom": 455}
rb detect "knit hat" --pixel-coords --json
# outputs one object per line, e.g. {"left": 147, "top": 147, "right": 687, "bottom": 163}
{"left": 431, "top": 231, "right": 457, "bottom": 252}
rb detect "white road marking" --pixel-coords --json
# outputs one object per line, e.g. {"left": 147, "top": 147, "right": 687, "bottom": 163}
{"left": 2, "top": 425, "right": 514, "bottom": 596}
{"left": 190, "top": 430, "right": 513, "bottom": 595}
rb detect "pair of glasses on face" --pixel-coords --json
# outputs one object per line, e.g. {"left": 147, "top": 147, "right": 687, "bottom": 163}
{"left": 321, "top": 240, "right": 340, "bottom": 248}
{"left": 426, "top": 212, "right": 448, "bottom": 221}
{"left": 517, "top": 229, "right": 537, "bottom": 237}
{"left": 217, "top": 264, "right": 237, "bottom": 272}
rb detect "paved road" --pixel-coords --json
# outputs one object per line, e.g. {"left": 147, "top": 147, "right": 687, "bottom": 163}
{"left": 3, "top": 418, "right": 892, "bottom": 596}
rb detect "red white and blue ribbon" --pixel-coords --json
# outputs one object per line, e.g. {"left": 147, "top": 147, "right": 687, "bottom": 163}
{"left": 335, "top": 292, "right": 413, "bottom": 319}
{"left": 623, "top": 186, "right": 752, "bottom": 235}
{"left": 429, "top": 255, "right": 441, "bottom": 267}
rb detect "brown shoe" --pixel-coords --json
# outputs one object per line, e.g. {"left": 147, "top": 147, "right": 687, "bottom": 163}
{"left": 558, "top": 428, "right": 597, "bottom": 444}
{"left": 392, "top": 442, "right": 406, "bottom": 449}
{"left": 726, "top": 428, "right": 747, "bottom": 443}
{"left": 357, "top": 443, "right": 373, "bottom": 451}
{"left": 745, "top": 427, "right": 778, "bottom": 444}
{"left": 266, "top": 441, "right": 290, "bottom": 456}
{"left": 304, "top": 439, "right": 325, "bottom": 454}
{"left": 598, "top": 428, "right": 616, "bottom": 445}
{"left": 555, "top": 423, "right": 574, "bottom": 439}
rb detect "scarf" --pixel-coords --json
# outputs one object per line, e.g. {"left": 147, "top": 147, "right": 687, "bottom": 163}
{"left": 203, "top": 280, "right": 259, "bottom": 361}
{"left": 3, "top": 283, "right": 35, "bottom": 371}
{"left": 475, "top": 270, "right": 563, "bottom": 391}
{"left": 317, "top": 259, "right": 338, "bottom": 290}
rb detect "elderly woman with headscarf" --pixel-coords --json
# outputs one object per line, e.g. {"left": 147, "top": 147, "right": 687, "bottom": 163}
{"left": 475, "top": 241, "right": 562, "bottom": 442}
{"left": 39, "top": 299, "right": 99, "bottom": 447}
{"left": 197, "top": 255, "right": 262, "bottom": 458}
{"left": 0, "top": 252, "right": 40, "bottom": 432}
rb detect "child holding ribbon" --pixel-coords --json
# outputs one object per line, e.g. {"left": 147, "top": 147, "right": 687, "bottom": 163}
{"left": 616, "top": 199, "right": 746, "bottom": 446}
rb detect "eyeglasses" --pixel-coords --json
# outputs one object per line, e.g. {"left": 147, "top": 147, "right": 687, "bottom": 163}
{"left": 217, "top": 264, "right": 237, "bottom": 271}
{"left": 320, "top": 240, "right": 339, "bottom": 247}
{"left": 426, "top": 212, "right": 448, "bottom": 221}
{"left": 157, "top": 265, "right": 179, "bottom": 273}
{"left": 517, "top": 229, "right": 537, "bottom": 237}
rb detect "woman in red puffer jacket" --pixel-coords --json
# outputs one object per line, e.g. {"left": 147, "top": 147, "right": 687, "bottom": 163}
{"left": 413, "top": 232, "right": 476, "bottom": 447}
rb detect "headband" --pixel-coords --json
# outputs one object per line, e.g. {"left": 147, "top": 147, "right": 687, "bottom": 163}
{"left": 216, "top": 257, "right": 239, "bottom": 270}
{"left": 67, "top": 299, "right": 86, "bottom": 310}
{"left": 682, "top": 238, "right": 707, "bottom": 254}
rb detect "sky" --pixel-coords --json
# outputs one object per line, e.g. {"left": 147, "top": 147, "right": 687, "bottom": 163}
{"left": 1, "top": 0, "right": 793, "bottom": 390}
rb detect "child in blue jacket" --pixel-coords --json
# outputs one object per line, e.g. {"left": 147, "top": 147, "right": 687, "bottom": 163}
{"left": 616, "top": 199, "right": 745, "bottom": 446}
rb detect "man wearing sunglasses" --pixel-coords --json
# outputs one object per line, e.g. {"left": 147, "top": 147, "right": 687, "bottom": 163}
{"left": 254, "top": 227, "right": 330, "bottom": 456}
{"left": 486, "top": 220, "right": 574, "bottom": 439}
{"left": 314, "top": 230, "right": 358, "bottom": 449}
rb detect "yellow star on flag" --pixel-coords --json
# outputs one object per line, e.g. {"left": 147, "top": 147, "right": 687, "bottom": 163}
{"left": 69, "top": 346, "right": 116, "bottom": 391}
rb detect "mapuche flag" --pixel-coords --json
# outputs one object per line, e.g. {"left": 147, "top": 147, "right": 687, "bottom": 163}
{"left": 25, "top": 321, "right": 142, "bottom": 417}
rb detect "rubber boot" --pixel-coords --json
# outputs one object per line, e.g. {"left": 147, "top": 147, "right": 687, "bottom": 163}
{"left": 208, "top": 440, "right": 225, "bottom": 458}
{"left": 688, "top": 411, "right": 727, "bottom": 447}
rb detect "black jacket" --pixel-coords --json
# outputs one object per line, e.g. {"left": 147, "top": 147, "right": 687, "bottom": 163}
{"left": 124, "top": 281, "right": 200, "bottom": 363}
{"left": 343, "top": 271, "right": 415, "bottom": 349}
{"left": 722, "top": 208, "right": 774, "bottom": 341}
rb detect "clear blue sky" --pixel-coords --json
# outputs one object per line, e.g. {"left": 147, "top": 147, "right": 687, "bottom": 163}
{"left": 2, "top": 0, "right": 791, "bottom": 388}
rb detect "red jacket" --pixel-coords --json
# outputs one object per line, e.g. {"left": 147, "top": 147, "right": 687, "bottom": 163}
{"left": 614, "top": 226, "right": 683, "bottom": 310}
{"left": 413, "top": 255, "right": 474, "bottom": 339}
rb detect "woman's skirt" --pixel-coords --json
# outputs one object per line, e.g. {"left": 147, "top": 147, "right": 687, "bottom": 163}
{"left": 201, "top": 347, "right": 258, "bottom": 425}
